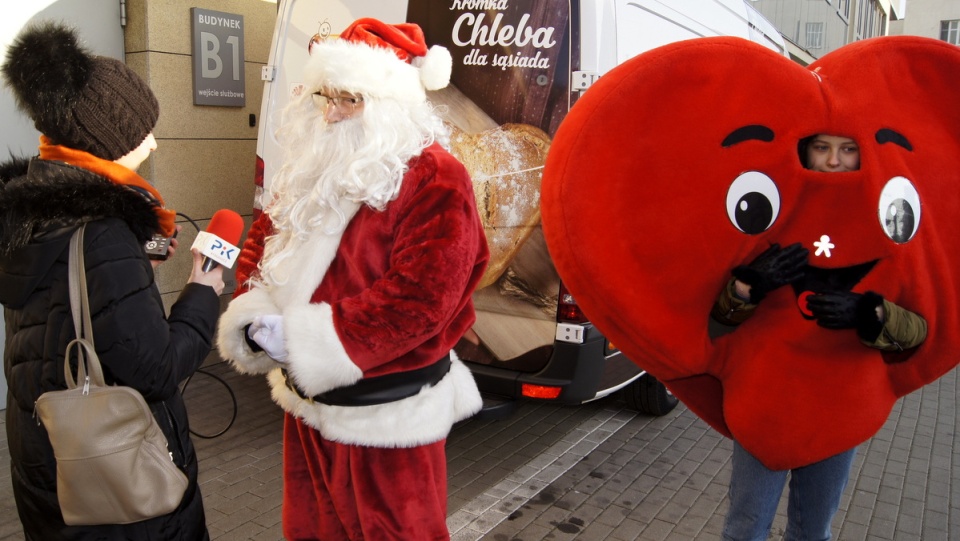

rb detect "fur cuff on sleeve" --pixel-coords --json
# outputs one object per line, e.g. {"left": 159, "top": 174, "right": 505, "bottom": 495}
{"left": 282, "top": 302, "right": 363, "bottom": 397}
{"left": 216, "top": 287, "right": 281, "bottom": 374}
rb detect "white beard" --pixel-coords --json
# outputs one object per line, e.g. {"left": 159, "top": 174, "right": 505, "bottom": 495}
{"left": 254, "top": 95, "right": 448, "bottom": 289}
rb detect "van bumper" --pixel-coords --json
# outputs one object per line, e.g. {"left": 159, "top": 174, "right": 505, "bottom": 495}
{"left": 466, "top": 323, "right": 643, "bottom": 405}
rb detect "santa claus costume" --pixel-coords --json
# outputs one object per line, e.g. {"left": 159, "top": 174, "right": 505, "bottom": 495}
{"left": 217, "top": 18, "right": 488, "bottom": 541}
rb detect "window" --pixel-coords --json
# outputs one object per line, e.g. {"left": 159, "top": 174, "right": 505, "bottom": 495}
{"left": 837, "top": 0, "right": 850, "bottom": 21}
{"left": 942, "top": 20, "right": 960, "bottom": 45}
{"left": 806, "top": 22, "right": 824, "bottom": 49}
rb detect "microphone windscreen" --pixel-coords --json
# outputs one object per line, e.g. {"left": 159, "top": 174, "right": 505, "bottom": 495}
{"left": 207, "top": 209, "right": 244, "bottom": 245}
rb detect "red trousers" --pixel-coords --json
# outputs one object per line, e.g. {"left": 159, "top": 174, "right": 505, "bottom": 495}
{"left": 281, "top": 413, "right": 450, "bottom": 540}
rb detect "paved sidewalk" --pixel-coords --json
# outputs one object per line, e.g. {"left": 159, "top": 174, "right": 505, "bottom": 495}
{"left": 1, "top": 361, "right": 957, "bottom": 540}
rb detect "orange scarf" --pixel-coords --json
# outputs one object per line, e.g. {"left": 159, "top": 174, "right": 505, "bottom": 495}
{"left": 38, "top": 136, "right": 177, "bottom": 237}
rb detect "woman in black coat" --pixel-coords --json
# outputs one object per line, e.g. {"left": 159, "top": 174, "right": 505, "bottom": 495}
{"left": 0, "top": 23, "right": 224, "bottom": 540}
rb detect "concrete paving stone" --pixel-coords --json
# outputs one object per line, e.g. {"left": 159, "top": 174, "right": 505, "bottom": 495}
{"left": 923, "top": 508, "right": 950, "bottom": 531}
{"left": 670, "top": 512, "right": 711, "bottom": 540}
{"left": 838, "top": 520, "right": 870, "bottom": 541}
{"left": 866, "top": 516, "right": 898, "bottom": 540}
{"left": 877, "top": 484, "right": 904, "bottom": 507}
{"left": 218, "top": 472, "right": 269, "bottom": 498}
{"left": 0, "top": 521, "right": 23, "bottom": 541}
{"left": 249, "top": 463, "right": 283, "bottom": 487}
{"left": 471, "top": 508, "right": 510, "bottom": 534}
{"left": 594, "top": 504, "right": 627, "bottom": 530}
{"left": 609, "top": 515, "right": 645, "bottom": 540}
{"left": 855, "top": 471, "right": 883, "bottom": 494}
{"left": 247, "top": 491, "right": 282, "bottom": 516}
{"left": 450, "top": 526, "right": 483, "bottom": 541}
{"left": 215, "top": 522, "right": 268, "bottom": 541}
{"left": 209, "top": 506, "right": 263, "bottom": 535}
{"left": 879, "top": 469, "right": 906, "bottom": 489}
{"left": 512, "top": 479, "right": 550, "bottom": 501}
{"left": 213, "top": 490, "right": 266, "bottom": 515}
{"left": 589, "top": 487, "right": 625, "bottom": 513}
{"left": 578, "top": 520, "right": 615, "bottom": 539}
{"left": 508, "top": 521, "right": 554, "bottom": 540}
{"left": 460, "top": 492, "right": 500, "bottom": 516}
{"left": 894, "top": 514, "right": 923, "bottom": 537}
{"left": 249, "top": 527, "right": 283, "bottom": 541}
{"left": 554, "top": 488, "right": 590, "bottom": 511}
{"left": 486, "top": 506, "right": 538, "bottom": 539}
{"left": 843, "top": 503, "right": 874, "bottom": 526}
{"left": 638, "top": 517, "right": 675, "bottom": 540}
{"left": 485, "top": 478, "right": 522, "bottom": 500}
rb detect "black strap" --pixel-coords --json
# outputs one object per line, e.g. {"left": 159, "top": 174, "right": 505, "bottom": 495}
{"left": 282, "top": 354, "right": 452, "bottom": 407}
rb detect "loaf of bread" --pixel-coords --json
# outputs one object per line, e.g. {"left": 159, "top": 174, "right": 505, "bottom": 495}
{"left": 448, "top": 123, "right": 552, "bottom": 289}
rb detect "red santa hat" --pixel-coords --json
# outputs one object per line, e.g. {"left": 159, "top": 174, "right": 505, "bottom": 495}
{"left": 303, "top": 18, "right": 452, "bottom": 105}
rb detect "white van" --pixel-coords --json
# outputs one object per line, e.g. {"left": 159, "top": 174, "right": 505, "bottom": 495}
{"left": 253, "top": 0, "right": 787, "bottom": 417}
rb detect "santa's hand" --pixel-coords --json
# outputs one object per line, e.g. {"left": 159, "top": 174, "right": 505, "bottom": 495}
{"left": 248, "top": 315, "right": 288, "bottom": 362}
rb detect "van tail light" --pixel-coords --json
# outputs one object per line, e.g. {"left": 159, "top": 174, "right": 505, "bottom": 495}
{"left": 522, "top": 383, "right": 562, "bottom": 399}
{"left": 557, "top": 281, "right": 589, "bottom": 324}
{"left": 252, "top": 155, "right": 265, "bottom": 220}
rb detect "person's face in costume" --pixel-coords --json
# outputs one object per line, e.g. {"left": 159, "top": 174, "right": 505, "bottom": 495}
{"left": 313, "top": 90, "right": 365, "bottom": 124}
{"left": 805, "top": 135, "right": 860, "bottom": 172}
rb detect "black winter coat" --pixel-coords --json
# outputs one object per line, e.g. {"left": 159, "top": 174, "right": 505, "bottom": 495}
{"left": 0, "top": 157, "right": 219, "bottom": 540}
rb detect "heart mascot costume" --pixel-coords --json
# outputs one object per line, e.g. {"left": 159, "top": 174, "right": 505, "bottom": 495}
{"left": 216, "top": 19, "right": 487, "bottom": 540}
{"left": 541, "top": 35, "right": 960, "bottom": 472}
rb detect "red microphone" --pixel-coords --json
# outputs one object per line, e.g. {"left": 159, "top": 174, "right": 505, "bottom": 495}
{"left": 192, "top": 209, "right": 245, "bottom": 272}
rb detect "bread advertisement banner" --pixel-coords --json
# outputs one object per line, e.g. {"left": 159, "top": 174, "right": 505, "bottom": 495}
{"left": 408, "top": 1, "right": 572, "bottom": 328}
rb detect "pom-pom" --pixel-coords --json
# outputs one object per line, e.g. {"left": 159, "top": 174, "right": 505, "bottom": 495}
{"left": 1, "top": 22, "right": 93, "bottom": 130}
{"left": 416, "top": 45, "right": 452, "bottom": 91}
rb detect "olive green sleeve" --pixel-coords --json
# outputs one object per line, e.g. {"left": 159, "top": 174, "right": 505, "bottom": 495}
{"left": 710, "top": 279, "right": 759, "bottom": 326}
{"left": 861, "top": 299, "right": 928, "bottom": 352}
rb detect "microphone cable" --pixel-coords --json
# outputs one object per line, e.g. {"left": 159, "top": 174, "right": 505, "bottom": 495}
{"left": 174, "top": 211, "right": 239, "bottom": 439}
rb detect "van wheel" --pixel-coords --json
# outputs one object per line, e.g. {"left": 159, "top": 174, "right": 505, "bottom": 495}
{"left": 622, "top": 374, "right": 678, "bottom": 416}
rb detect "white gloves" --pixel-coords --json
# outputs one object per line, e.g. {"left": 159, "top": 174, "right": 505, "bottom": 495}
{"left": 248, "top": 314, "right": 288, "bottom": 363}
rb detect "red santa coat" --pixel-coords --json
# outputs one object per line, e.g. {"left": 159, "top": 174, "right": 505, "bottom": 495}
{"left": 218, "top": 143, "right": 488, "bottom": 447}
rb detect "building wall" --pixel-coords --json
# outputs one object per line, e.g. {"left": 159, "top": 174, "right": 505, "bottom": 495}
{"left": 124, "top": 0, "right": 277, "bottom": 311}
{"left": 890, "top": 0, "right": 960, "bottom": 38}
{"left": 751, "top": 0, "right": 894, "bottom": 59}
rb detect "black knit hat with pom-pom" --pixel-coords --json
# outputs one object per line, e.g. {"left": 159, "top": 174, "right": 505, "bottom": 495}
{"left": 1, "top": 22, "right": 159, "bottom": 160}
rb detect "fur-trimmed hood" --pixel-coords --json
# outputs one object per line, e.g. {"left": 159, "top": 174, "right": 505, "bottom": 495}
{"left": 0, "top": 156, "right": 160, "bottom": 307}
{"left": 0, "top": 156, "right": 159, "bottom": 252}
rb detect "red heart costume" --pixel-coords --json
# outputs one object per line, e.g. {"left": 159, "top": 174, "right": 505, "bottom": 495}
{"left": 541, "top": 36, "right": 960, "bottom": 470}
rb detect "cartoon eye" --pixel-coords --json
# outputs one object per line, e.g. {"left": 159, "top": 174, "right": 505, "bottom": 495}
{"left": 726, "top": 171, "right": 781, "bottom": 234}
{"left": 878, "top": 176, "right": 920, "bottom": 243}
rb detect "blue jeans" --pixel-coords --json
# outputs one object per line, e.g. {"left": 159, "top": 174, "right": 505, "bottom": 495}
{"left": 722, "top": 441, "right": 856, "bottom": 541}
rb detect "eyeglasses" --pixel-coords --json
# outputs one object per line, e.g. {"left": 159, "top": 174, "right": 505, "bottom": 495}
{"left": 312, "top": 92, "right": 364, "bottom": 114}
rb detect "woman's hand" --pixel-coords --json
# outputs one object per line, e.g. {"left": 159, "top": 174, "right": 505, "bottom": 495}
{"left": 188, "top": 248, "right": 225, "bottom": 295}
{"left": 150, "top": 226, "right": 181, "bottom": 269}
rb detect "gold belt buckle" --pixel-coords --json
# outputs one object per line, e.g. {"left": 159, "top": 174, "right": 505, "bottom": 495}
{"left": 282, "top": 369, "right": 314, "bottom": 404}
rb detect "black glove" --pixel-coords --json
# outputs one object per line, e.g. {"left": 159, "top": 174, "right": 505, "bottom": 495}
{"left": 806, "top": 291, "right": 885, "bottom": 341}
{"left": 731, "top": 243, "right": 808, "bottom": 303}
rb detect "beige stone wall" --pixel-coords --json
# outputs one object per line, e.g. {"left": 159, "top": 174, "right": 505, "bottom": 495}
{"left": 123, "top": 0, "right": 276, "bottom": 310}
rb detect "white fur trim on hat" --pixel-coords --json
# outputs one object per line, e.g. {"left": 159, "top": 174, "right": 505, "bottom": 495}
{"left": 304, "top": 39, "right": 450, "bottom": 105}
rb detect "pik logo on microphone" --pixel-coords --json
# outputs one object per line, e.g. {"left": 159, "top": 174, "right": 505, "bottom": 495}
{"left": 192, "top": 231, "right": 240, "bottom": 269}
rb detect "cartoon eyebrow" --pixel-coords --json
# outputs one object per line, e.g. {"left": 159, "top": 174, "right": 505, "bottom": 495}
{"left": 722, "top": 125, "right": 774, "bottom": 147}
{"left": 875, "top": 128, "right": 913, "bottom": 151}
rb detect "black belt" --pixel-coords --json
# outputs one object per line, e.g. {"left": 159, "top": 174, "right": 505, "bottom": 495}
{"left": 281, "top": 354, "right": 451, "bottom": 407}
